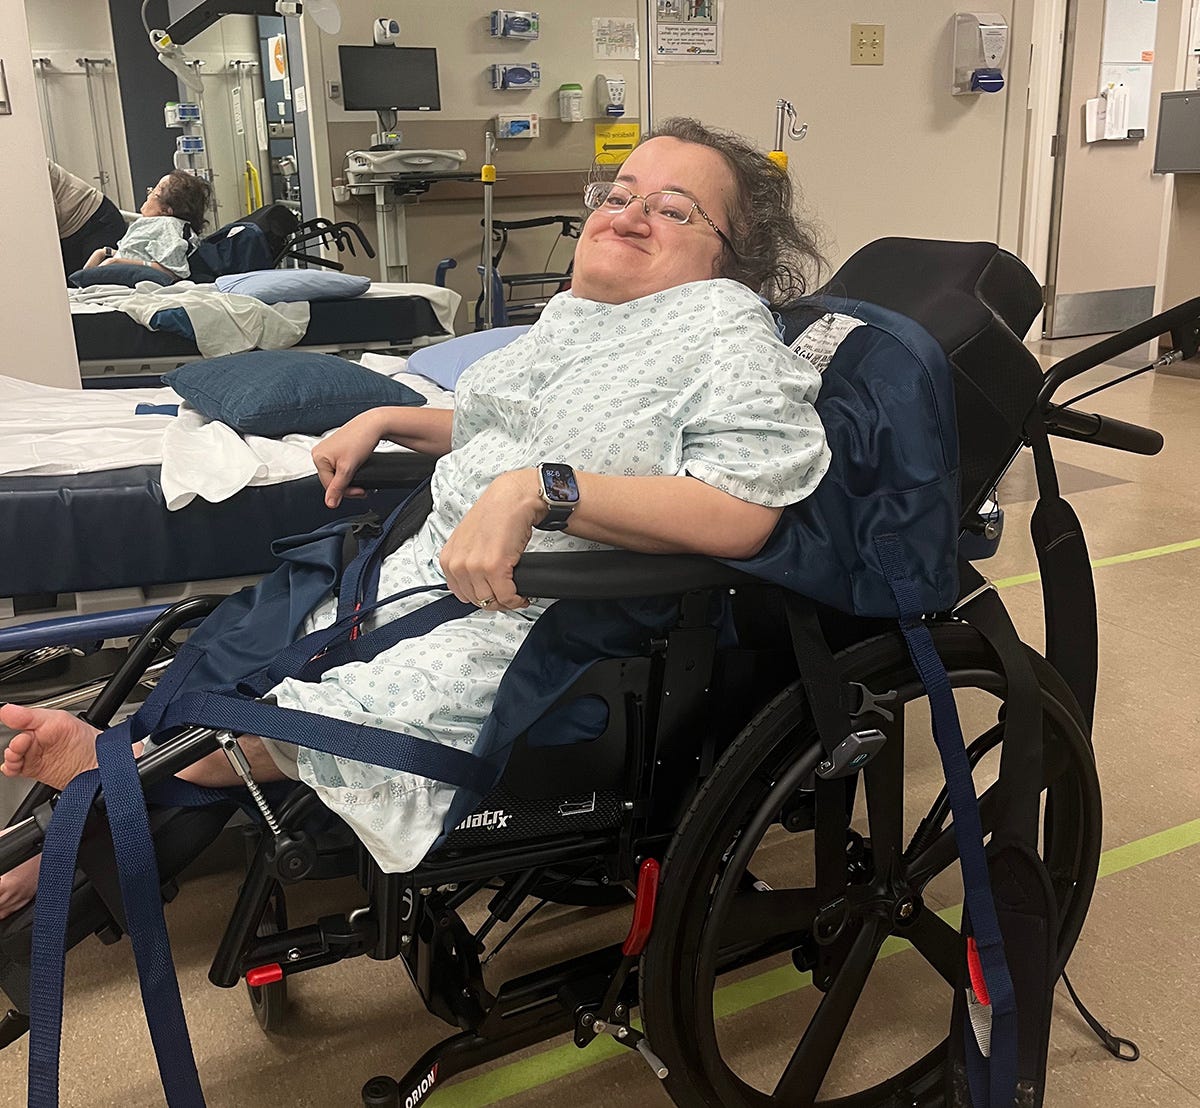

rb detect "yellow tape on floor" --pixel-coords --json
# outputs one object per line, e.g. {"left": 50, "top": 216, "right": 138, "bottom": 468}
{"left": 431, "top": 818, "right": 1200, "bottom": 1105}
{"left": 993, "top": 537, "right": 1200, "bottom": 589}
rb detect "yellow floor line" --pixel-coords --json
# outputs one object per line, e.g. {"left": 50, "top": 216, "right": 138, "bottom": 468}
{"left": 993, "top": 536, "right": 1200, "bottom": 589}
{"left": 430, "top": 818, "right": 1200, "bottom": 1106}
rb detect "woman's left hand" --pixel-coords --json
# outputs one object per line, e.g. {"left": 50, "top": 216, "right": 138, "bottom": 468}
{"left": 439, "top": 469, "right": 545, "bottom": 611}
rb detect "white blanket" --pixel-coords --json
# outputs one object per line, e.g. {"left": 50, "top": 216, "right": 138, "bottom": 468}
{"left": 69, "top": 282, "right": 310, "bottom": 358}
{"left": 0, "top": 359, "right": 453, "bottom": 510}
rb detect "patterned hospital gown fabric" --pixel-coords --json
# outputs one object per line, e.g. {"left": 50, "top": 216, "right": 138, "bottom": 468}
{"left": 113, "top": 215, "right": 194, "bottom": 277}
{"left": 269, "top": 277, "right": 831, "bottom": 872}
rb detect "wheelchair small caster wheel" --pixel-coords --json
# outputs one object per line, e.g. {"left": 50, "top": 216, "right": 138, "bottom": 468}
{"left": 246, "top": 893, "right": 288, "bottom": 1032}
{"left": 362, "top": 1076, "right": 400, "bottom": 1106}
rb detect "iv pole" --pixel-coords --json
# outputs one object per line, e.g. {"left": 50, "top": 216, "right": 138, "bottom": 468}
{"left": 767, "top": 98, "right": 808, "bottom": 171}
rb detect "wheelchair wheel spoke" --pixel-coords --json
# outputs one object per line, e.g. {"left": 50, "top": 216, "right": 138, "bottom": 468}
{"left": 773, "top": 916, "right": 887, "bottom": 1105}
{"left": 904, "top": 778, "right": 1002, "bottom": 889}
{"left": 903, "top": 908, "right": 964, "bottom": 988}
{"left": 721, "top": 887, "right": 820, "bottom": 952}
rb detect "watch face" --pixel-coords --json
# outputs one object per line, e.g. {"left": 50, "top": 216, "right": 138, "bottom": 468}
{"left": 540, "top": 463, "right": 580, "bottom": 505}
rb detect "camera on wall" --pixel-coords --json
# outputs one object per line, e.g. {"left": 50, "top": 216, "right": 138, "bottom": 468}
{"left": 373, "top": 17, "right": 401, "bottom": 45}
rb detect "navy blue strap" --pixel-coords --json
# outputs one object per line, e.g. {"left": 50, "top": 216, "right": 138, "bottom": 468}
{"left": 94, "top": 728, "right": 205, "bottom": 1106}
{"left": 29, "top": 769, "right": 100, "bottom": 1108}
{"left": 251, "top": 583, "right": 452, "bottom": 696}
{"left": 157, "top": 692, "right": 497, "bottom": 795}
{"left": 874, "top": 533, "right": 1017, "bottom": 1108}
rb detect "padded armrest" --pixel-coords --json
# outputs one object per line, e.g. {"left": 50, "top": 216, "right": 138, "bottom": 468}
{"left": 512, "top": 551, "right": 760, "bottom": 600}
{"left": 355, "top": 452, "right": 439, "bottom": 487}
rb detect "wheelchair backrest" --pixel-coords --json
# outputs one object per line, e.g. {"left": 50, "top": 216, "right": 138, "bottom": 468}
{"left": 188, "top": 203, "right": 301, "bottom": 283}
{"left": 815, "top": 237, "right": 1046, "bottom": 520}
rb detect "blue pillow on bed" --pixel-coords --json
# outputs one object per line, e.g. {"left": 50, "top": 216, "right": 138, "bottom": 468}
{"left": 406, "top": 325, "right": 530, "bottom": 390}
{"left": 164, "top": 350, "right": 426, "bottom": 436}
{"left": 213, "top": 268, "right": 371, "bottom": 303}
{"left": 69, "top": 263, "right": 176, "bottom": 288}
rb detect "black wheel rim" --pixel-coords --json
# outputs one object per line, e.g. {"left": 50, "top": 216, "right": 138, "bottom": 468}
{"left": 680, "top": 666, "right": 1098, "bottom": 1107}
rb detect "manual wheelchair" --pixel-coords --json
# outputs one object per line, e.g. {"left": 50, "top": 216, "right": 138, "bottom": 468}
{"left": 3, "top": 238, "right": 1197, "bottom": 1107}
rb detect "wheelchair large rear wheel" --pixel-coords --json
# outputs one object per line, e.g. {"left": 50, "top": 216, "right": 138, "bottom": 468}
{"left": 640, "top": 623, "right": 1099, "bottom": 1108}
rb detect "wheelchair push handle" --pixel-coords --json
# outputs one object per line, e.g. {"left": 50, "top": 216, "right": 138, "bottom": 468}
{"left": 1038, "top": 293, "right": 1200, "bottom": 405}
{"left": 1044, "top": 406, "right": 1164, "bottom": 456}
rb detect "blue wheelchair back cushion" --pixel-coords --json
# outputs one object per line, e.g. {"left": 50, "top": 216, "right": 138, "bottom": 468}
{"left": 189, "top": 222, "right": 276, "bottom": 283}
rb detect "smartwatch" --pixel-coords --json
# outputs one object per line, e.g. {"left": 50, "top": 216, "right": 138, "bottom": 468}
{"left": 533, "top": 462, "right": 579, "bottom": 531}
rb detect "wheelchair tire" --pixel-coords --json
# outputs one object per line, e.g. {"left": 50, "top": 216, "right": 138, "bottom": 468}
{"left": 246, "top": 892, "right": 289, "bottom": 1033}
{"left": 640, "top": 623, "right": 1099, "bottom": 1108}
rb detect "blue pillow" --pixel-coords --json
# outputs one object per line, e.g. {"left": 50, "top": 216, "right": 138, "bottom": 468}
{"left": 406, "top": 325, "right": 529, "bottom": 390}
{"left": 214, "top": 268, "right": 371, "bottom": 303}
{"left": 70, "top": 263, "right": 176, "bottom": 288}
{"left": 164, "top": 350, "right": 426, "bottom": 436}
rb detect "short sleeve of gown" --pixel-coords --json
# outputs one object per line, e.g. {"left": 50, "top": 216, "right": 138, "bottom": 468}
{"left": 678, "top": 284, "right": 831, "bottom": 508}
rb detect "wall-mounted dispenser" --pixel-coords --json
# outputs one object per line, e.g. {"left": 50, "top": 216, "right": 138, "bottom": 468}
{"left": 490, "top": 63, "right": 541, "bottom": 90}
{"left": 596, "top": 75, "right": 625, "bottom": 117}
{"left": 373, "top": 18, "right": 401, "bottom": 45}
{"left": 952, "top": 12, "right": 1008, "bottom": 95}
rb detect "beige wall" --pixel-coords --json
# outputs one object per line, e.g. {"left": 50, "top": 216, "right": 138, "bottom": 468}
{"left": 647, "top": 0, "right": 1029, "bottom": 273}
{"left": 298, "top": 1, "right": 642, "bottom": 329}
{"left": 0, "top": 0, "right": 79, "bottom": 387}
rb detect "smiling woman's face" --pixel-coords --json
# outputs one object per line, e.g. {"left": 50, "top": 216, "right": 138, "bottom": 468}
{"left": 570, "top": 137, "right": 735, "bottom": 305}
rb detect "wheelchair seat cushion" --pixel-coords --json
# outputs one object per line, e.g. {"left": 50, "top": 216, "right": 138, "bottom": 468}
{"left": 214, "top": 268, "right": 371, "bottom": 304}
{"left": 164, "top": 350, "right": 427, "bottom": 436}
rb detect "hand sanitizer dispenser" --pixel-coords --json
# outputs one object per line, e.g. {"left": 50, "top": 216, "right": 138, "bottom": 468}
{"left": 952, "top": 12, "right": 1008, "bottom": 95}
{"left": 596, "top": 75, "right": 625, "bottom": 117}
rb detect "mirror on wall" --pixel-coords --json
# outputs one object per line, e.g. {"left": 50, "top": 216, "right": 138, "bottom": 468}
{"left": 25, "top": 1, "right": 302, "bottom": 241}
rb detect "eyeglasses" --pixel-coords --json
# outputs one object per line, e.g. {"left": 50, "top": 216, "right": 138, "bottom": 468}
{"left": 583, "top": 181, "right": 734, "bottom": 254}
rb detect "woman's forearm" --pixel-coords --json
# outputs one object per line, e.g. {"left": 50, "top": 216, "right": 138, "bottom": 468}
{"left": 501, "top": 469, "right": 782, "bottom": 561}
{"left": 374, "top": 406, "right": 455, "bottom": 456}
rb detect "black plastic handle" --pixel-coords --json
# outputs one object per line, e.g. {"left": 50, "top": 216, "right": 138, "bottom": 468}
{"left": 512, "top": 551, "right": 759, "bottom": 600}
{"left": 354, "top": 452, "right": 438, "bottom": 489}
{"left": 1045, "top": 406, "right": 1164, "bottom": 455}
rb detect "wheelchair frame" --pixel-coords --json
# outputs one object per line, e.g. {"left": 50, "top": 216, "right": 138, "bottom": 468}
{"left": 4, "top": 244, "right": 1198, "bottom": 1107}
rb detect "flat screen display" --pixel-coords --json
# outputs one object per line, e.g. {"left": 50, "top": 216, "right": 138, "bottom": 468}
{"left": 339, "top": 46, "right": 441, "bottom": 112}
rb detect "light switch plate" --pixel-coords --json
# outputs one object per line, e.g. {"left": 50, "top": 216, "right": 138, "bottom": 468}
{"left": 851, "top": 24, "right": 885, "bottom": 65}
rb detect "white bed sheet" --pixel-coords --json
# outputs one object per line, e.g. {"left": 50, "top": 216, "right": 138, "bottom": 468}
{"left": 0, "top": 357, "right": 452, "bottom": 510}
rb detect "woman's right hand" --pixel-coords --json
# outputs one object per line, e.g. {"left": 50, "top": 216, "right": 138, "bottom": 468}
{"left": 312, "top": 411, "right": 385, "bottom": 508}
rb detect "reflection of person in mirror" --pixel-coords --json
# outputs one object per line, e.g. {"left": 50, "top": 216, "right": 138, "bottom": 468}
{"left": 47, "top": 160, "right": 128, "bottom": 278}
{"left": 79, "top": 171, "right": 212, "bottom": 280}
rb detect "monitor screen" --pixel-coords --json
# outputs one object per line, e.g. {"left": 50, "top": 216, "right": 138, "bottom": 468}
{"left": 339, "top": 46, "right": 441, "bottom": 112}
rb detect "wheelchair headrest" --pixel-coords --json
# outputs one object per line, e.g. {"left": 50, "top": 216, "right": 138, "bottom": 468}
{"left": 811, "top": 237, "right": 1047, "bottom": 518}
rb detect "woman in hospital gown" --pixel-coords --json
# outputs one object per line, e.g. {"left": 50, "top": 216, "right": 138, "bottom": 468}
{"left": 0, "top": 118, "right": 831, "bottom": 907}
{"left": 273, "top": 276, "right": 828, "bottom": 870}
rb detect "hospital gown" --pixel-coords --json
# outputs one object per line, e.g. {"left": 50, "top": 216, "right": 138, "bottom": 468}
{"left": 113, "top": 215, "right": 194, "bottom": 277}
{"left": 269, "top": 277, "right": 831, "bottom": 872}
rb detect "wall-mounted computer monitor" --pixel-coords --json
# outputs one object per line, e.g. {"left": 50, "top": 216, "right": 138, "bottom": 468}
{"left": 339, "top": 46, "right": 441, "bottom": 112}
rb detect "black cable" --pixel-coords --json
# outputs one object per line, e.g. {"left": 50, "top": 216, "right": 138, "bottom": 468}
{"left": 482, "top": 898, "right": 549, "bottom": 966}
{"left": 1061, "top": 970, "right": 1140, "bottom": 1061}
{"left": 1059, "top": 362, "right": 1157, "bottom": 408}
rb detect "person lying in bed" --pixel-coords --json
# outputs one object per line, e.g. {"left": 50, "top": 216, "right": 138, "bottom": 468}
{"left": 78, "top": 170, "right": 212, "bottom": 281}
{"left": 1, "top": 117, "right": 831, "bottom": 911}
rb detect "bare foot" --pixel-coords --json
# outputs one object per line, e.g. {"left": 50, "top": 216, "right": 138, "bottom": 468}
{"left": 1, "top": 704, "right": 101, "bottom": 790}
{"left": 0, "top": 849, "right": 39, "bottom": 920}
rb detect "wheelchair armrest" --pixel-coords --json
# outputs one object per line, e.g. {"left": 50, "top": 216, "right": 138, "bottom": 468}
{"left": 512, "top": 551, "right": 760, "bottom": 600}
{"left": 355, "top": 452, "right": 439, "bottom": 488}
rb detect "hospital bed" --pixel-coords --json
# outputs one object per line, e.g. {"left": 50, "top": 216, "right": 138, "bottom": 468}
{"left": 72, "top": 282, "right": 459, "bottom": 380}
{"left": 0, "top": 369, "right": 450, "bottom": 709}
{"left": 3, "top": 238, "right": 1195, "bottom": 1108}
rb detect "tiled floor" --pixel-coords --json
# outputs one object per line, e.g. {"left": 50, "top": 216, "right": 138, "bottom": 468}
{"left": 1, "top": 336, "right": 1198, "bottom": 1107}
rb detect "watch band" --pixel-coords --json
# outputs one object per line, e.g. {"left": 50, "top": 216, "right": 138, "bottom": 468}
{"left": 535, "top": 503, "right": 573, "bottom": 531}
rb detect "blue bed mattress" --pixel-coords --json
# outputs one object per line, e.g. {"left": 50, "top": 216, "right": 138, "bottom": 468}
{"left": 0, "top": 457, "right": 435, "bottom": 602}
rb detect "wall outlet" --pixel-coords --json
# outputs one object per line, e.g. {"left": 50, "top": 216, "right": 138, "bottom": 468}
{"left": 851, "top": 23, "right": 885, "bottom": 65}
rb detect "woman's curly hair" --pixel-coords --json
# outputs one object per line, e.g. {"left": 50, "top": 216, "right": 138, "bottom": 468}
{"left": 158, "top": 170, "right": 213, "bottom": 235}
{"left": 643, "top": 117, "right": 825, "bottom": 305}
